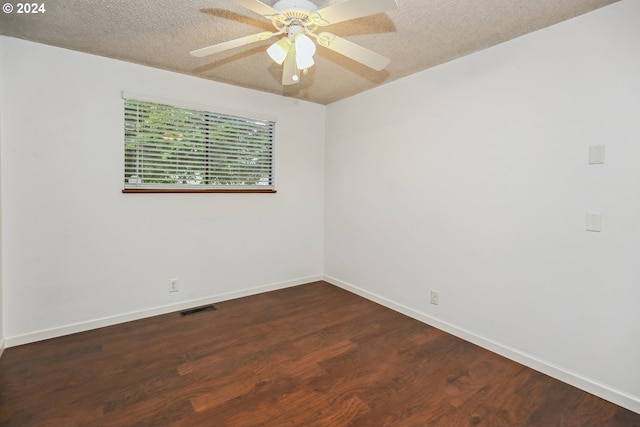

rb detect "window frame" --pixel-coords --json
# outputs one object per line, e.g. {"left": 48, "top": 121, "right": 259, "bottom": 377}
{"left": 122, "top": 93, "right": 276, "bottom": 194}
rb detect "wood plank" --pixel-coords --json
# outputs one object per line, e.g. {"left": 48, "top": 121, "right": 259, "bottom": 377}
{"left": 0, "top": 281, "right": 638, "bottom": 426}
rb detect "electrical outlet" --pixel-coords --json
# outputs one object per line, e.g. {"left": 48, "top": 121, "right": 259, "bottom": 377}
{"left": 169, "top": 279, "right": 179, "bottom": 293}
{"left": 430, "top": 290, "right": 439, "bottom": 306}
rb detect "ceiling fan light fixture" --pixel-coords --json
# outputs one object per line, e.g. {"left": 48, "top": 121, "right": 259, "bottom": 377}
{"left": 294, "top": 33, "right": 316, "bottom": 70}
{"left": 267, "top": 37, "right": 291, "bottom": 65}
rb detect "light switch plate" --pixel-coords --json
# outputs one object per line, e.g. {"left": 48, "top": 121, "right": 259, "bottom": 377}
{"left": 589, "top": 145, "right": 605, "bottom": 165}
{"left": 586, "top": 212, "right": 603, "bottom": 232}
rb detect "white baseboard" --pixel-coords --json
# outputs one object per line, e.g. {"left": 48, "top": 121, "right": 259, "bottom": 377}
{"left": 5, "top": 275, "right": 322, "bottom": 348}
{"left": 323, "top": 275, "right": 640, "bottom": 415}
{"left": 0, "top": 337, "right": 5, "bottom": 359}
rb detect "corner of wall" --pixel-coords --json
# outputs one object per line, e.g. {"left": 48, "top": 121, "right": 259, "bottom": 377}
{"left": 0, "top": 35, "right": 5, "bottom": 358}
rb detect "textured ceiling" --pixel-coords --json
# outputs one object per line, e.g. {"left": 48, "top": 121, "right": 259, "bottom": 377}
{"left": 0, "top": 0, "right": 619, "bottom": 104}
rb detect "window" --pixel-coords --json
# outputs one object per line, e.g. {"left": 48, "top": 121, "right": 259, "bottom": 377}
{"left": 123, "top": 98, "right": 275, "bottom": 193}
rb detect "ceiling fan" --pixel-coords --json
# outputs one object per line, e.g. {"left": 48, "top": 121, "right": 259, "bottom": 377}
{"left": 190, "top": 0, "right": 398, "bottom": 85}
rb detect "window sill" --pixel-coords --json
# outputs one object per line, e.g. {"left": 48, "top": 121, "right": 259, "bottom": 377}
{"left": 122, "top": 188, "right": 277, "bottom": 194}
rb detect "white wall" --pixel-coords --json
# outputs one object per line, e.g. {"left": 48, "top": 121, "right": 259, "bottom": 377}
{"left": 325, "top": 0, "right": 640, "bottom": 412}
{"left": 0, "top": 37, "right": 325, "bottom": 345}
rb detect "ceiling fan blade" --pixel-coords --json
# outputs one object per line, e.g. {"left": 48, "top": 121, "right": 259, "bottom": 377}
{"left": 309, "top": 0, "right": 398, "bottom": 26}
{"left": 316, "top": 32, "right": 390, "bottom": 71}
{"left": 190, "top": 32, "right": 275, "bottom": 58}
{"left": 233, "top": 0, "right": 279, "bottom": 17}
{"left": 282, "top": 49, "right": 300, "bottom": 85}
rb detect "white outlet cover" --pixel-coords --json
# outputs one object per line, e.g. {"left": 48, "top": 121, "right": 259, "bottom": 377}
{"left": 430, "top": 290, "right": 439, "bottom": 306}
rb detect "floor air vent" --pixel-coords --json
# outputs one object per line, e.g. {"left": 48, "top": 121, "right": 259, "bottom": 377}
{"left": 180, "top": 305, "right": 216, "bottom": 316}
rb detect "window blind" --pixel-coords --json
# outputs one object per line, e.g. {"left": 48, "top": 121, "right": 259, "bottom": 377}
{"left": 124, "top": 99, "right": 275, "bottom": 191}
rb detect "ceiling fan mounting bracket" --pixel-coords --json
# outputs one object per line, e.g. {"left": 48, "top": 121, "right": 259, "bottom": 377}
{"left": 272, "top": 0, "right": 317, "bottom": 13}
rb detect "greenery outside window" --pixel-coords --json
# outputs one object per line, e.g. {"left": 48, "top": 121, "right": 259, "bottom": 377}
{"left": 123, "top": 97, "right": 275, "bottom": 193}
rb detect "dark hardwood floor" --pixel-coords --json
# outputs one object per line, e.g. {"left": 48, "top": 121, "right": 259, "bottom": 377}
{"left": 1, "top": 281, "right": 638, "bottom": 426}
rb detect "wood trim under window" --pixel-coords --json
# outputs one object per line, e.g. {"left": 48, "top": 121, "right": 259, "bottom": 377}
{"left": 122, "top": 188, "right": 277, "bottom": 194}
